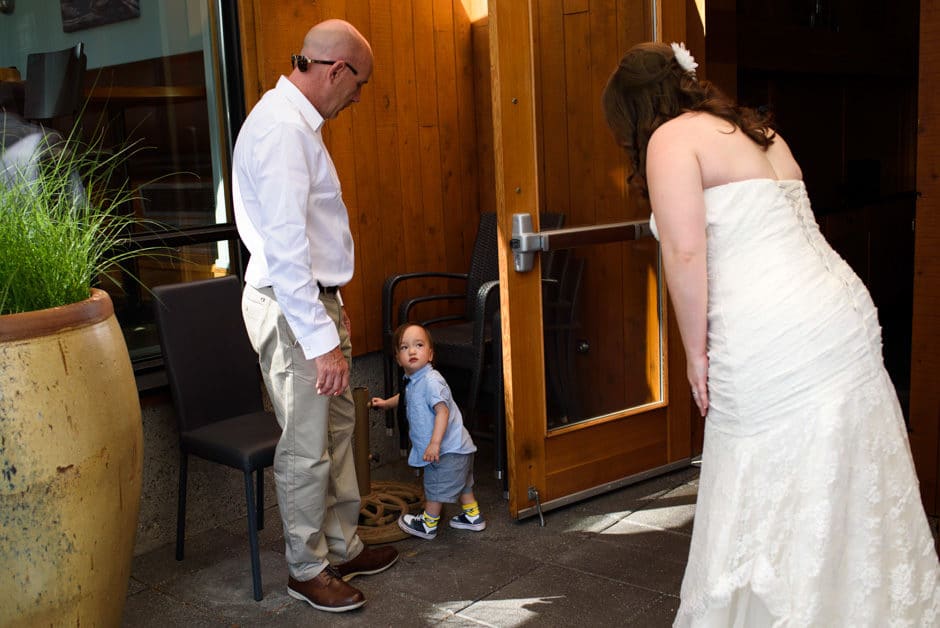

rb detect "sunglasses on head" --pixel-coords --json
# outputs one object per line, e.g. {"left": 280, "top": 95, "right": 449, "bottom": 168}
{"left": 291, "top": 54, "right": 359, "bottom": 76}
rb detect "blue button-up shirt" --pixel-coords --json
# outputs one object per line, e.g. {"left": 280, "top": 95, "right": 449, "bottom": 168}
{"left": 404, "top": 364, "right": 476, "bottom": 467}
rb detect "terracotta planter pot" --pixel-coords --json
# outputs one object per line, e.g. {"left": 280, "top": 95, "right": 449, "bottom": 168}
{"left": 0, "top": 289, "right": 143, "bottom": 626}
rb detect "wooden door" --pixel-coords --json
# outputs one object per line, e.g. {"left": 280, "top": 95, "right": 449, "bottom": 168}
{"left": 490, "top": 0, "right": 696, "bottom": 518}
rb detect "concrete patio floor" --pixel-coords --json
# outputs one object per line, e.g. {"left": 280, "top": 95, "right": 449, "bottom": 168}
{"left": 121, "top": 440, "right": 940, "bottom": 627}
{"left": 121, "top": 444, "right": 702, "bottom": 627}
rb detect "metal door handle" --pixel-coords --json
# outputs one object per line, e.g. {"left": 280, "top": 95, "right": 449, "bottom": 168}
{"left": 510, "top": 213, "right": 653, "bottom": 272}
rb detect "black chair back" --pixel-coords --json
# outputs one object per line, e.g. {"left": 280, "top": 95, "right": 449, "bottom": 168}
{"left": 24, "top": 43, "right": 87, "bottom": 121}
{"left": 153, "top": 276, "right": 264, "bottom": 433}
{"left": 462, "top": 212, "right": 499, "bottom": 320}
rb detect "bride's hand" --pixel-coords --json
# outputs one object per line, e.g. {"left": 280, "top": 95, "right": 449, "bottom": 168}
{"left": 687, "top": 353, "right": 709, "bottom": 417}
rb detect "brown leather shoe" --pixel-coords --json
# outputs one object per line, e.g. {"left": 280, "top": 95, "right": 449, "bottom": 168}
{"left": 334, "top": 545, "right": 399, "bottom": 581}
{"left": 287, "top": 567, "right": 365, "bottom": 612}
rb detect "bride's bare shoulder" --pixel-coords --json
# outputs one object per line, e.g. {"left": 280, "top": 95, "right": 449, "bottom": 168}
{"left": 652, "top": 112, "right": 736, "bottom": 148}
{"left": 766, "top": 131, "right": 803, "bottom": 180}
{"left": 655, "top": 111, "right": 715, "bottom": 134}
{"left": 648, "top": 114, "right": 708, "bottom": 157}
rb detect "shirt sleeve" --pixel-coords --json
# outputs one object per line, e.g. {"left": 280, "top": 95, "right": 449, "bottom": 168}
{"left": 250, "top": 123, "right": 339, "bottom": 359}
{"left": 426, "top": 371, "right": 451, "bottom": 409}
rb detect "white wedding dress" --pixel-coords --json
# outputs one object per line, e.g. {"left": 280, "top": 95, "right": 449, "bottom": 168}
{"left": 651, "top": 179, "right": 940, "bottom": 627}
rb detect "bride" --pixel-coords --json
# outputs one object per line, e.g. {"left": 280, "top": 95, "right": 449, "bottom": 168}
{"left": 602, "top": 42, "right": 939, "bottom": 627}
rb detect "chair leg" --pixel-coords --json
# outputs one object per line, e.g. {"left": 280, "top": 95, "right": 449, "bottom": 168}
{"left": 256, "top": 469, "right": 265, "bottom": 531}
{"left": 176, "top": 452, "right": 188, "bottom": 561}
{"left": 244, "top": 470, "right": 263, "bottom": 601}
{"left": 383, "top": 353, "right": 395, "bottom": 398}
{"left": 394, "top": 363, "right": 410, "bottom": 454}
{"left": 465, "top": 367, "right": 482, "bottom": 431}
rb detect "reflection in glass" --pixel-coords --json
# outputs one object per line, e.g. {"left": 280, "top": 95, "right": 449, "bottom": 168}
{"left": 83, "top": 49, "right": 217, "bottom": 231}
{"left": 85, "top": 45, "right": 231, "bottom": 361}
{"left": 100, "top": 239, "right": 238, "bottom": 361}
{"left": 0, "top": 1, "right": 235, "bottom": 367}
{"left": 545, "top": 238, "right": 663, "bottom": 430}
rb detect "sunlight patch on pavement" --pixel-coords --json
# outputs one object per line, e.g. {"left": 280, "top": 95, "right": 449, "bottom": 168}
{"left": 453, "top": 595, "right": 567, "bottom": 626}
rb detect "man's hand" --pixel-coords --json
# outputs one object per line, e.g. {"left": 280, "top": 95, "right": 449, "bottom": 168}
{"left": 315, "top": 346, "right": 349, "bottom": 396}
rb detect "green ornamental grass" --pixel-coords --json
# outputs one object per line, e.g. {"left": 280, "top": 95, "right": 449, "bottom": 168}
{"left": 0, "top": 126, "right": 155, "bottom": 315}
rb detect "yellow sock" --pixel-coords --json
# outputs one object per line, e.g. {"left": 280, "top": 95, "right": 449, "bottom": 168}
{"left": 462, "top": 501, "right": 480, "bottom": 519}
{"left": 422, "top": 511, "right": 440, "bottom": 528}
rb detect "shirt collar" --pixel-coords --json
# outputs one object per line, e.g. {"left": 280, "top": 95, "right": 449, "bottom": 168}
{"left": 275, "top": 75, "right": 325, "bottom": 132}
{"left": 406, "top": 363, "right": 433, "bottom": 384}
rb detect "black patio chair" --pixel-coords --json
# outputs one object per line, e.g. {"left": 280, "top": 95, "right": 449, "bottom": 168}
{"left": 153, "top": 275, "right": 281, "bottom": 601}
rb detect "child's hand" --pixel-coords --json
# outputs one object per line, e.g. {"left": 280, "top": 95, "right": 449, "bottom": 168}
{"left": 371, "top": 393, "right": 400, "bottom": 410}
{"left": 423, "top": 443, "right": 440, "bottom": 463}
{"left": 371, "top": 397, "right": 389, "bottom": 409}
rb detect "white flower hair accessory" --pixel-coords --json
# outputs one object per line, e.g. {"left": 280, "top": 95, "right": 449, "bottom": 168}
{"left": 670, "top": 42, "right": 698, "bottom": 75}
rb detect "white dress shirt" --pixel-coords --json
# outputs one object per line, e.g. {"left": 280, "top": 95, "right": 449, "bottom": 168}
{"left": 233, "top": 76, "right": 355, "bottom": 360}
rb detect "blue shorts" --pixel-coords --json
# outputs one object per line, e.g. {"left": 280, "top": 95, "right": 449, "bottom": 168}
{"left": 422, "top": 452, "right": 475, "bottom": 503}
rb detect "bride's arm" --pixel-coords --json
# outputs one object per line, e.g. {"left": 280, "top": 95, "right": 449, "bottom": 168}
{"left": 646, "top": 124, "right": 709, "bottom": 416}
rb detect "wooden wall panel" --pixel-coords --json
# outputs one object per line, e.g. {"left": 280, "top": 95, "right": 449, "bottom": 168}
{"left": 434, "top": 0, "right": 477, "bottom": 272}
{"left": 344, "top": 0, "right": 383, "bottom": 351}
{"left": 238, "top": 1, "right": 482, "bottom": 356}
{"left": 911, "top": 0, "right": 940, "bottom": 515}
{"left": 471, "top": 18, "right": 495, "bottom": 218}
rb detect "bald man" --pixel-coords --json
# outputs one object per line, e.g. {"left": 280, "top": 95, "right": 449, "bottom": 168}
{"left": 233, "top": 20, "right": 397, "bottom": 612}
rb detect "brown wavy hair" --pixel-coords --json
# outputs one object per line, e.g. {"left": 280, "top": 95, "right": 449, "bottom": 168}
{"left": 602, "top": 42, "right": 775, "bottom": 195}
{"left": 392, "top": 322, "right": 434, "bottom": 354}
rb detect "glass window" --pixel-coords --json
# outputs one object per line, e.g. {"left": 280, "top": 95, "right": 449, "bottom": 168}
{"left": 1, "top": 0, "right": 240, "bottom": 372}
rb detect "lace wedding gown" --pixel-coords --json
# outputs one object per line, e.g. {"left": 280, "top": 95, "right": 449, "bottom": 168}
{"left": 651, "top": 179, "right": 940, "bottom": 627}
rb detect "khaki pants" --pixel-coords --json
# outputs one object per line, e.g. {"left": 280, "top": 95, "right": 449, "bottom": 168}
{"left": 241, "top": 284, "right": 363, "bottom": 580}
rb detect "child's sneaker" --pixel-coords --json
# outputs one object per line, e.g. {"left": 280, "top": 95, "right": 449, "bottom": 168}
{"left": 449, "top": 512, "right": 486, "bottom": 531}
{"left": 398, "top": 513, "right": 437, "bottom": 540}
